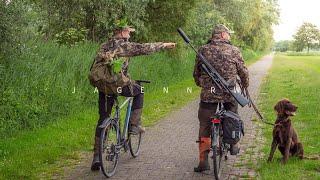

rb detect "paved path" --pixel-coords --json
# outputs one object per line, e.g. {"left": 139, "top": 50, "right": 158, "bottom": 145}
{"left": 65, "top": 55, "right": 273, "bottom": 179}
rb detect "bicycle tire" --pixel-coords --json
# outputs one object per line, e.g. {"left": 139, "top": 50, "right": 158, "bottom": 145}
{"left": 212, "top": 125, "right": 223, "bottom": 180}
{"left": 128, "top": 129, "right": 142, "bottom": 157}
{"left": 99, "top": 121, "right": 120, "bottom": 178}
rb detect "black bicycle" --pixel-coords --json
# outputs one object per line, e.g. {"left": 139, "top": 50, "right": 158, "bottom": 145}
{"left": 98, "top": 80, "right": 150, "bottom": 178}
{"left": 210, "top": 103, "right": 242, "bottom": 180}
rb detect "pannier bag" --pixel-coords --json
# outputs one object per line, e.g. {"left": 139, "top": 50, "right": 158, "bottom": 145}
{"left": 221, "top": 110, "right": 244, "bottom": 145}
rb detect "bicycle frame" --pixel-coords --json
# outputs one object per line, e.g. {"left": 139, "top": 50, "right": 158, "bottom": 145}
{"left": 113, "top": 96, "right": 134, "bottom": 142}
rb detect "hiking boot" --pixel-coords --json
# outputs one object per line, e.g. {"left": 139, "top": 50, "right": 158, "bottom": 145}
{"left": 129, "top": 108, "right": 145, "bottom": 134}
{"left": 230, "top": 143, "right": 240, "bottom": 155}
{"left": 194, "top": 137, "right": 211, "bottom": 172}
{"left": 91, "top": 136, "right": 101, "bottom": 171}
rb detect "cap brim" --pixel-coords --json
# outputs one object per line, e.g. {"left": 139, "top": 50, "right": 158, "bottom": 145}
{"left": 228, "top": 30, "right": 234, "bottom": 34}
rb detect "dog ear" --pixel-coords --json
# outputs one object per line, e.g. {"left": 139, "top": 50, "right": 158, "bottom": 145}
{"left": 274, "top": 100, "right": 285, "bottom": 115}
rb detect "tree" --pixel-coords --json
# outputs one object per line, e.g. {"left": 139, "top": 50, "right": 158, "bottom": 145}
{"left": 145, "top": 0, "right": 196, "bottom": 42}
{"left": 0, "top": 0, "right": 27, "bottom": 64}
{"left": 183, "top": 0, "right": 279, "bottom": 51}
{"left": 293, "top": 22, "right": 320, "bottom": 52}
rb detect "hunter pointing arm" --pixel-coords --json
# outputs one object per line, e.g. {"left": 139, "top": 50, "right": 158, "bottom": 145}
{"left": 118, "top": 42, "right": 176, "bottom": 57}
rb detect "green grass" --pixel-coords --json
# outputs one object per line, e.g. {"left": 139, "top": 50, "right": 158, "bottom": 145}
{"left": 0, "top": 41, "right": 264, "bottom": 179}
{"left": 283, "top": 51, "right": 320, "bottom": 56}
{"left": 258, "top": 55, "right": 320, "bottom": 179}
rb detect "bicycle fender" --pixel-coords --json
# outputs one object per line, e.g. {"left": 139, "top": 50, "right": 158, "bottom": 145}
{"left": 99, "top": 118, "right": 112, "bottom": 129}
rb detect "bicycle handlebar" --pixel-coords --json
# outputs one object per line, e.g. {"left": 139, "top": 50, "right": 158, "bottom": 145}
{"left": 135, "top": 80, "right": 151, "bottom": 84}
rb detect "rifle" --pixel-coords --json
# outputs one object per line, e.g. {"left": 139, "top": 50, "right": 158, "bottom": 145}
{"left": 177, "top": 28, "right": 250, "bottom": 107}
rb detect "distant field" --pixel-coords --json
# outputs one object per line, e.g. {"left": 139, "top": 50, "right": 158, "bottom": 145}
{"left": 258, "top": 55, "right": 320, "bottom": 179}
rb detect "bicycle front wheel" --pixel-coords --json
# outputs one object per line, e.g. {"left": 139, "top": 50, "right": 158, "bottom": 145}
{"left": 212, "top": 125, "right": 223, "bottom": 180}
{"left": 128, "top": 126, "right": 142, "bottom": 157}
{"left": 99, "top": 121, "right": 120, "bottom": 178}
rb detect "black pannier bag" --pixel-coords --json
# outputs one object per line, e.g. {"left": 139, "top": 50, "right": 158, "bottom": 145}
{"left": 221, "top": 111, "right": 244, "bottom": 145}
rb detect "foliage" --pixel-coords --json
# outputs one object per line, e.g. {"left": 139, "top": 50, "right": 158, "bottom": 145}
{"left": 292, "top": 22, "right": 320, "bottom": 52}
{"left": 31, "top": 0, "right": 150, "bottom": 42}
{"left": 184, "top": 0, "right": 226, "bottom": 46}
{"left": 144, "top": 0, "right": 195, "bottom": 42}
{"left": 183, "top": 0, "right": 279, "bottom": 51}
{"left": 0, "top": 0, "right": 27, "bottom": 64}
{"left": 54, "top": 28, "right": 88, "bottom": 46}
{"left": 273, "top": 40, "right": 293, "bottom": 52}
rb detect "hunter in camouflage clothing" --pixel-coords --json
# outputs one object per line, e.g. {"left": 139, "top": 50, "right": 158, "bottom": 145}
{"left": 193, "top": 24, "right": 249, "bottom": 172}
{"left": 90, "top": 25, "right": 176, "bottom": 171}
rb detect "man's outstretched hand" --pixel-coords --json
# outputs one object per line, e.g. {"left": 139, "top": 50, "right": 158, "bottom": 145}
{"left": 163, "top": 43, "right": 176, "bottom": 49}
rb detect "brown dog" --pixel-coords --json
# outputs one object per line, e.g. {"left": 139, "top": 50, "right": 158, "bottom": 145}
{"left": 267, "top": 99, "right": 304, "bottom": 164}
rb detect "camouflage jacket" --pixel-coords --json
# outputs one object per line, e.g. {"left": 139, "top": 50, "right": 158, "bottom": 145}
{"left": 193, "top": 39, "right": 249, "bottom": 103}
{"left": 95, "top": 37, "right": 166, "bottom": 77}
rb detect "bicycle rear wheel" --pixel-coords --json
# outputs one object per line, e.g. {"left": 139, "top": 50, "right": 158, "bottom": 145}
{"left": 128, "top": 125, "right": 142, "bottom": 157}
{"left": 99, "top": 121, "right": 120, "bottom": 178}
{"left": 212, "top": 125, "right": 223, "bottom": 180}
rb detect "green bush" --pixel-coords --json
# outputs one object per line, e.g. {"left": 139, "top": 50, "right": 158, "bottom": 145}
{"left": 54, "top": 28, "right": 88, "bottom": 46}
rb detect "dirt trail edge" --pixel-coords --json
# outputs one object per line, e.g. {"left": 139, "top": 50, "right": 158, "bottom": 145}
{"left": 65, "top": 55, "right": 273, "bottom": 180}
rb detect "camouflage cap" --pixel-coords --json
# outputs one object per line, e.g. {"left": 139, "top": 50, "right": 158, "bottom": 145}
{"left": 212, "top": 24, "right": 234, "bottom": 35}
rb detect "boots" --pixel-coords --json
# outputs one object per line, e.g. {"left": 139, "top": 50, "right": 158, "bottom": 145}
{"left": 194, "top": 137, "right": 211, "bottom": 172}
{"left": 130, "top": 108, "right": 145, "bottom": 134}
{"left": 91, "top": 136, "right": 101, "bottom": 171}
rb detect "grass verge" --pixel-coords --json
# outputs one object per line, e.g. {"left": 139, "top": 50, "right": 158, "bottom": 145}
{"left": 258, "top": 55, "right": 320, "bottom": 179}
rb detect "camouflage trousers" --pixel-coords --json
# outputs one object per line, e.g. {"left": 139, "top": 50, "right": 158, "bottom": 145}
{"left": 198, "top": 100, "right": 238, "bottom": 138}
{"left": 95, "top": 83, "right": 144, "bottom": 137}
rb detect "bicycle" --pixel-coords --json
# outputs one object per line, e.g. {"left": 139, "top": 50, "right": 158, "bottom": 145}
{"left": 98, "top": 80, "right": 150, "bottom": 178}
{"left": 210, "top": 102, "right": 242, "bottom": 180}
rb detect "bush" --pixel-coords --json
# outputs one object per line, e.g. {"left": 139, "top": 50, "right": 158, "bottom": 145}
{"left": 54, "top": 28, "right": 88, "bottom": 46}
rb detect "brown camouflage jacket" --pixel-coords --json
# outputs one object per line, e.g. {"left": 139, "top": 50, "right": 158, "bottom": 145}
{"left": 95, "top": 37, "right": 165, "bottom": 77}
{"left": 193, "top": 39, "right": 249, "bottom": 103}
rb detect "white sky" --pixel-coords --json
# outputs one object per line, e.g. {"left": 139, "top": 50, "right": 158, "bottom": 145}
{"left": 273, "top": 0, "right": 320, "bottom": 41}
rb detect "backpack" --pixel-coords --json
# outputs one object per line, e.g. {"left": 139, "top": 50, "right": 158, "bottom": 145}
{"left": 221, "top": 110, "right": 244, "bottom": 145}
{"left": 88, "top": 41, "right": 130, "bottom": 94}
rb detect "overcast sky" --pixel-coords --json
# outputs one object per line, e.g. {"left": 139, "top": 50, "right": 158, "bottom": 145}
{"left": 273, "top": 0, "right": 320, "bottom": 41}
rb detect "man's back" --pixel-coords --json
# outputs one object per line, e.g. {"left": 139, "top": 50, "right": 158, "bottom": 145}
{"left": 193, "top": 39, "right": 249, "bottom": 103}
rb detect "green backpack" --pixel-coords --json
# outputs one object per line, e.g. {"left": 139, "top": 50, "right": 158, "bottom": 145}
{"left": 88, "top": 44, "right": 130, "bottom": 94}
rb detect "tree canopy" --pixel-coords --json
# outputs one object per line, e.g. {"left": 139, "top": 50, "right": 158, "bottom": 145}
{"left": 292, "top": 22, "right": 320, "bottom": 52}
{"left": 1, "top": 0, "right": 279, "bottom": 59}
